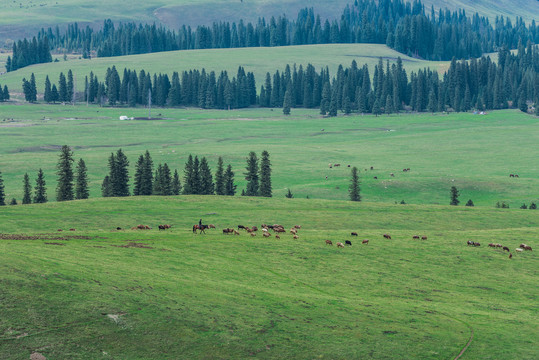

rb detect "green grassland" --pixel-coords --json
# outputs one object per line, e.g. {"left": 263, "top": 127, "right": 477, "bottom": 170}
{"left": 0, "top": 196, "right": 537, "bottom": 359}
{"left": 0, "top": 104, "right": 537, "bottom": 208}
{"left": 0, "top": 44, "right": 450, "bottom": 93}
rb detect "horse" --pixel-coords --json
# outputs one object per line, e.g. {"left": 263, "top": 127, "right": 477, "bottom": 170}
{"left": 193, "top": 224, "right": 209, "bottom": 234}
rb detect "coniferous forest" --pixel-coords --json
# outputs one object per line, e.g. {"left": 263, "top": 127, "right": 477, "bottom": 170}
{"left": 16, "top": 0, "right": 539, "bottom": 64}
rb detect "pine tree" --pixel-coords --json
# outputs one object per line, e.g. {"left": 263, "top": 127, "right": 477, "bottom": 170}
{"left": 172, "top": 170, "right": 181, "bottom": 195}
{"left": 33, "top": 168, "right": 47, "bottom": 203}
{"left": 372, "top": 98, "right": 381, "bottom": 116}
{"left": 385, "top": 95, "right": 393, "bottom": 115}
{"left": 244, "top": 151, "right": 259, "bottom": 196}
{"left": 286, "top": 188, "right": 293, "bottom": 198}
{"left": 465, "top": 199, "right": 474, "bottom": 207}
{"left": 0, "top": 170, "right": 5, "bottom": 206}
{"left": 259, "top": 150, "right": 272, "bottom": 197}
{"left": 328, "top": 87, "right": 338, "bottom": 116}
{"left": 183, "top": 154, "right": 194, "bottom": 194}
{"left": 58, "top": 72, "right": 68, "bottom": 102}
{"left": 450, "top": 186, "right": 460, "bottom": 206}
{"left": 112, "top": 149, "right": 130, "bottom": 196}
{"left": 192, "top": 156, "right": 201, "bottom": 194}
{"left": 22, "top": 173, "right": 32, "bottom": 204}
{"left": 141, "top": 150, "right": 153, "bottom": 195}
{"left": 214, "top": 157, "right": 225, "bottom": 195}
{"left": 530, "top": 202, "right": 537, "bottom": 210}
{"left": 153, "top": 164, "right": 163, "bottom": 195}
{"left": 283, "top": 88, "right": 292, "bottom": 115}
{"left": 50, "top": 84, "right": 59, "bottom": 103}
{"left": 29, "top": 73, "right": 37, "bottom": 102}
{"left": 10, "top": 198, "right": 17, "bottom": 205}
{"left": 75, "top": 158, "right": 89, "bottom": 199}
{"left": 44, "top": 75, "right": 52, "bottom": 103}
{"left": 67, "top": 69, "right": 74, "bottom": 102}
{"left": 101, "top": 176, "right": 112, "bottom": 197}
{"left": 161, "top": 163, "right": 172, "bottom": 195}
{"left": 320, "top": 82, "right": 330, "bottom": 115}
{"left": 199, "top": 157, "right": 215, "bottom": 195}
{"left": 224, "top": 164, "right": 237, "bottom": 196}
{"left": 349, "top": 167, "right": 361, "bottom": 201}
{"left": 133, "top": 155, "right": 145, "bottom": 196}
{"left": 56, "top": 145, "right": 74, "bottom": 201}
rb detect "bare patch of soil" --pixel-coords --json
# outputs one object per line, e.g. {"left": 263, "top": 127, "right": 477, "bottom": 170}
{"left": 111, "top": 242, "right": 153, "bottom": 249}
{"left": 44, "top": 242, "right": 65, "bottom": 246}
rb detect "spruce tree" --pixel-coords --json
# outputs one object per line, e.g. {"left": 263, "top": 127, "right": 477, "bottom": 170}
{"left": 44, "top": 75, "right": 52, "bottom": 103}
{"left": 214, "top": 157, "right": 225, "bottom": 195}
{"left": 199, "top": 157, "right": 214, "bottom": 195}
{"left": 112, "top": 149, "right": 130, "bottom": 196}
{"left": 75, "top": 158, "right": 89, "bottom": 199}
{"left": 328, "top": 87, "right": 338, "bottom": 116}
{"left": 283, "top": 88, "right": 292, "bottom": 115}
{"left": 244, "top": 151, "right": 259, "bottom": 196}
{"left": 183, "top": 154, "right": 194, "bottom": 194}
{"left": 224, "top": 164, "right": 237, "bottom": 196}
{"left": 385, "top": 95, "right": 393, "bottom": 115}
{"left": 101, "top": 176, "right": 112, "bottom": 197}
{"left": 450, "top": 186, "right": 460, "bottom": 206}
{"left": 50, "top": 84, "right": 59, "bottom": 103}
{"left": 133, "top": 155, "right": 145, "bottom": 196}
{"left": 320, "top": 82, "right": 330, "bottom": 115}
{"left": 34, "top": 168, "right": 47, "bottom": 203}
{"left": 58, "top": 72, "right": 67, "bottom": 102}
{"left": 10, "top": 198, "right": 17, "bottom": 205}
{"left": 465, "top": 199, "right": 474, "bottom": 207}
{"left": 56, "top": 145, "right": 74, "bottom": 201}
{"left": 349, "top": 167, "right": 361, "bottom": 201}
{"left": 67, "top": 69, "right": 74, "bottom": 102}
{"left": 192, "top": 156, "right": 201, "bottom": 194}
{"left": 161, "top": 163, "right": 172, "bottom": 195}
{"left": 22, "top": 173, "right": 32, "bottom": 204}
{"left": 172, "top": 170, "right": 181, "bottom": 195}
{"left": 286, "top": 189, "right": 293, "bottom": 198}
{"left": 141, "top": 150, "right": 153, "bottom": 195}
{"left": 530, "top": 202, "right": 537, "bottom": 210}
{"left": 0, "top": 170, "right": 5, "bottom": 206}
{"left": 259, "top": 150, "right": 272, "bottom": 197}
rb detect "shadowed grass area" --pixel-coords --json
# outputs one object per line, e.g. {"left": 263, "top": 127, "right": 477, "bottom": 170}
{"left": 0, "top": 196, "right": 537, "bottom": 359}
{"left": 0, "top": 104, "right": 537, "bottom": 207}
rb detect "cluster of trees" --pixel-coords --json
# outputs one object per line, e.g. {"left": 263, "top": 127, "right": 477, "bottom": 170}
{"left": 82, "top": 66, "right": 256, "bottom": 108}
{"left": 6, "top": 37, "right": 52, "bottom": 72}
{"left": 23, "top": 43, "right": 539, "bottom": 115}
{"left": 43, "top": 71, "right": 75, "bottom": 103}
{"left": 29, "top": 0, "right": 538, "bottom": 62}
{"left": 242, "top": 151, "right": 272, "bottom": 197}
{"left": 0, "top": 83, "right": 9, "bottom": 102}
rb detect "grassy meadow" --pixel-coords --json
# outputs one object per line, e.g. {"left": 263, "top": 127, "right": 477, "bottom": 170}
{"left": 0, "top": 44, "right": 450, "bottom": 94}
{"left": 0, "top": 196, "right": 537, "bottom": 359}
{"left": 0, "top": 104, "right": 538, "bottom": 207}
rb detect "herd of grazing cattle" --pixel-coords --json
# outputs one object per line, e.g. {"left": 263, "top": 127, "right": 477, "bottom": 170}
{"left": 468, "top": 240, "right": 532, "bottom": 259}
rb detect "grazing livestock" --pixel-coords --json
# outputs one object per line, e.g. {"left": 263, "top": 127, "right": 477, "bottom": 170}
{"left": 158, "top": 224, "right": 172, "bottom": 230}
{"left": 334, "top": 164, "right": 341, "bottom": 167}
{"left": 503, "top": 246, "right": 510, "bottom": 252}
{"left": 413, "top": 235, "right": 420, "bottom": 239}
{"left": 467, "top": 240, "right": 474, "bottom": 246}
{"left": 290, "top": 229, "right": 297, "bottom": 235}
{"left": 293, "top": 235, "right": 299, "bottom": 239}
{"left": 474, "top": 242, "right": 481, "bottom": 247}
{"left": 496, "top": 244, "right": 503, "bottom": 248}
{"left": 325, "top": 240, "right": 333, "bottom": 245}
{"left": 515, "top": 248, "right": 524, "bottom": 252}
{"left": 116, "top": 227, "right": 122, "bottom": 230}
{"left": 222, "top": 228, "right": 235, "bottom": 234}
{"left": 488, "top": 243, "right": 496, "bottom": 248}
{"left": 370, "top": 166, "right": 374, "bottom": 170}
{"left": 252, "top": 226, "right": 258, "bottom": 232}
{"left": 57, "top": 229, "right": 63, "bottom": 232}
{"left": 362, "top": 239, "right": 369, "bottom": 245}
{"left": 69, "top": 228, "right": 76, "bottom": 231}
{"left": 275, "top": 235, "right": 280, "bottom": 239}
{"left": 233, "top": 230, "right": 240, "bottom": 235}
{"left": 421, "top": 236, "right": 427, "bottom": 240}
{"left": 390, "top": 173, "right": 394, "bottom": 177}
{"left": 134, "top": 224, "right": 151, "bottom": 230}
{"left": 523, "top": 245, "right": 532, "bottom": 251}
{"left": 510, "top": 174, "right": 514, "bottom": 177}
{"left": 294, "top": 225, "right": 301, "bottom": 229}
{"left": 263, "top": 232, "right": 271, "bottom": 238}
{"left": 509, "top": 253, "right": 512, "bottom": 259}
{"left": 345, "top": 240, "right": 352, "bottom": 246}
{"left": 383, "top": 234, "right": 391, "bottom": 239}
{"left": 250, "top": 233, "right": 256, "bottom": 237}
{"left": 192, "top": 224, "right": 207, "bottom": 233}
{"left": 351, "top": 232, "right": 358, "bottom": 236}
{"left": 374, "top": 176, "right": 378, "bottom": 179}
{"left": 238, "top": 225, "right": 246, "bottom": 229}
{"left": 337, "top": 242, "right": 345, "bottom": 248}
{"left": 208, "top": 224, "right": 216, "bottom": 229}
{"left": 347, "top": 165, "right": 351, "bottom": 167}
{"left": 274, "top": 227, "right": 286, "bottom": 233}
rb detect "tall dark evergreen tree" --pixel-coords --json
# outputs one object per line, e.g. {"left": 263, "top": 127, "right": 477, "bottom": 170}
{"left": 259, "top": 150, "right": 272, "bottom": 197}
{"left": 56, "top": 145, "right": 75, "bottom": 201}
{"left": 133, "top": 155, "right": 145, "bottom": 196}
{"left": 0, "top": 171, "right": 5, "bottom": 206}
{"left": 283, "top": 88, "right": 292, "bottom": 115}
{"left": 141, "top": 150, "right": 154, "bottom": 195}
{"left": 244, "top": 151, "right": 259, "bottom": 196}
{"left": 112, "top": 149, "right": 130, "bottom": 196}
{"left": 199, "top": 157, "right": 214, "bottom": 195}
{"left": 349, "top": 166, "right": 361, "bottom": 201}
{"left": 183, "top": 154, "right": 195, "bottom": 195}
{"left": 75, "top": 158, "right": 89, "bottom": 199}
{"left": 22, "top": 173, "right": 32, "bottom": 204}
{"left": 101, "top": 176, "right": 112, "bottom": 197}
{"left": 224, "top": 164, "right": 237, "bottom": 196}
{"left": 33, "top": 169, "right": 47, "bottom": 204}
{"left": 58, "top": 72, "right": 68, "bottom": 102}
{"left": 450, "top": 186, "right": 460, "bottom": 206}
{"left": 172, "top": 169, "right": 181, "bottom": 195}
{"left": 214, "top": 157, "right": 225, "bottom": 195}
{"left": 44, "top": 75, "right": 52, "bottom": 103}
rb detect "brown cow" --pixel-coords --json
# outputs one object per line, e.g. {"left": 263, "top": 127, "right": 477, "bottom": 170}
{"left": 233, "top": 230, "right": 240, "bottom": 235}
{"left": 325, "top": 240, "right": 333, "bottom": 245}
{"left": 337, "top": 242, "right": 345, "bottom": 248}
{"left": 362, "top": 239, "right": 369, "bottom": 245}
{"left": 263, "top": 232, "right": 270, "bottom": 238}
{"left": 275, "top": 235, "right": 280, "bottom": 239}
{"left": 488, "top": 243, "right": 496, "bottom": 248}
{"left": 294, "top": 225, "right": 301, "bottom": 229}
{"left": 383, "top": 234, "right": 391, "bottom": 239}
{"left": 69, "top": 228, "right": 76, "bottom": 231}
{"left": 208, "top": 224, "right": 216, "bottom": 229}
{"left": 290, "top": 229, "right": 297, "bottom": 235}
{"left": 509, "top": 253, "right": 512, "bottom": 259}
{"left": 351, "top": 232, "right": 358, "bottom": 236}
{"left": 250, "top": 233, "right": 256, "bottom": 237}
{"left": 503, "top": 246, "right": 510, "bottom": 252}
{"left": 421, "top": 236, "right": 427, "bottom": 240}
{"left": 413, "top": 235, "right": 420, "bottom": 239}
{"left": 293, "top": 235, "right": 299, "bottom": 239}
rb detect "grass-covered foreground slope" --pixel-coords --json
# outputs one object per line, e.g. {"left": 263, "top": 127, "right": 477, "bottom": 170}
{"left": 0, "top": 104, "right": 537, "bottom": 207}
{"left": 0, "top": 44, "right": 449, "bottom": 92}
{"left": 0, "top": 196, "right": 537, "bottom": 359}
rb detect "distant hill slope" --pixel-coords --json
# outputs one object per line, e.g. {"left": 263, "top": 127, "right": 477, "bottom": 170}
{"left": 1, "top": 0, "right": 538, "bottom": 43}
{"left": 0, "top": 44, "right": 450, "bottom": 94}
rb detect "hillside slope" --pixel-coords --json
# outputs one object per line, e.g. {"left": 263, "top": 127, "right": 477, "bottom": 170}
{"left": 0, "top": 44, "right": 450, "bottom": 93}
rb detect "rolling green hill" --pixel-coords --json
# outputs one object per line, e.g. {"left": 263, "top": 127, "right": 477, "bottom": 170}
{"left": 0, "top": 104, "right": 537, "bottom": 208}
{"left": 0, "top": 44, "right": 450, "bottom": 93}
{"left": 0, "top": 196, "right": 537, "bottom": 359}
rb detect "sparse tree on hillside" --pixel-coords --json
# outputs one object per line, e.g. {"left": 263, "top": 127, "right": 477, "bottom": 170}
{"left": 22, "top": 173, "right": 32, "bottom": 204}
{"left": 56, "top": 145, "right": 74, "bottom": 201}
{"left": 465, "top": 199, "right": 474, "bottom": 207}
{"left": 75, "top": 158, "right": 89, "bottom": 199}
{"left": 34, "top": 168, "right": 47, "bottom": 203}
{"left": 286, "top": 188, "right": 293, "bottom": 198}
{"left": 450, "top": 186, "right": 460, "bottom": 206}
{"left": 349, "top": 167, "right": 361, "bottom": 201}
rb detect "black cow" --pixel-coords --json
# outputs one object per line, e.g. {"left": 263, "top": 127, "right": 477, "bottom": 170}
{"left": 345, "top": 240, "right": 352, "bottom": 246}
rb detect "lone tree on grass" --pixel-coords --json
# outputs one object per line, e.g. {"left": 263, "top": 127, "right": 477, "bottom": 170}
{"left": 259, "top": 150, "right": 272, "bottom": 197}
{"left": 283, "top": 88, "right": 292, "bottom": 115}
{"left": 450, "top": 186, "right": 460, "bottom": 205}
{"left": 34, "top": 169, "right": 47, "bottom": 203}
{"left": 244, "top": 151, "right": 259, "bottom": 196}
{"left": 22, "top": 173, "right": 32, "bottom": 204}
{"left": 465, "top": 199, "right": 474, "bottom": 207}
{"left": 349, "top": 167, "right": 361, "bottom": 201}
{"left": 286, "top": 189, "right": 293, "bottom": 198}
{"left": 0, "top": 170, "right": 6, "bottom": 206}
{"left": 75, "top": 159, "right": 89, "bottom": 199}
{"left": 56, "top": 145, "right": 75, "bottom": 201}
